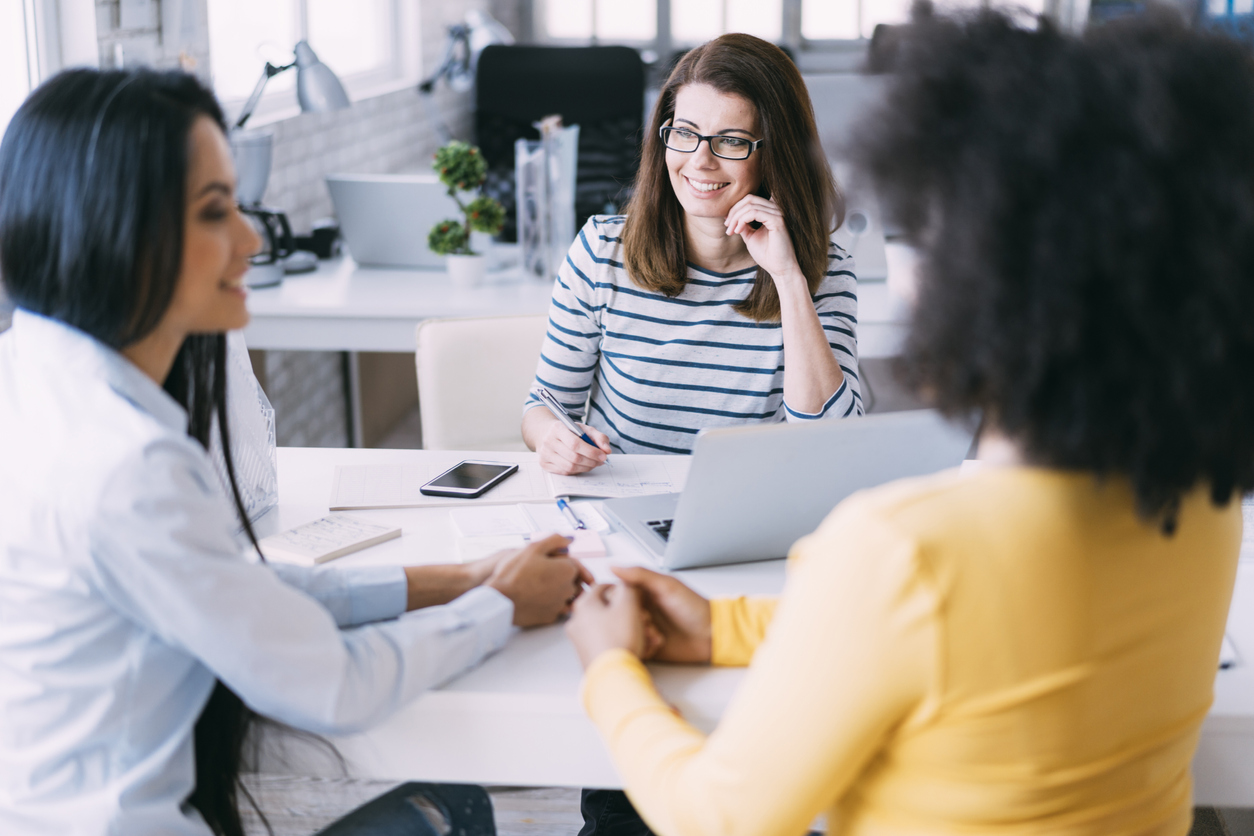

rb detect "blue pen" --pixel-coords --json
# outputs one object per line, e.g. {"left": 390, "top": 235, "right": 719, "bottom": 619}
{"left": 536, "top": 387, "right": 600, "bottom": 449}
{"left": 556, "top": 497, "right": 587, "bottom": 530}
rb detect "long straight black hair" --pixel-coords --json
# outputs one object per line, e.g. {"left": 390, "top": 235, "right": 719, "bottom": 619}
{"left": 0, "top": 69, "right": 266, "bottom": 836}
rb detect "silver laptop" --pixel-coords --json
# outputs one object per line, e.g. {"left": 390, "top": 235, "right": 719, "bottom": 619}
{"left": 602, "top": 410, "right": 973, "bottom": 570}
{"left": 326, "top": 173, "right": 460, "bottom": 268}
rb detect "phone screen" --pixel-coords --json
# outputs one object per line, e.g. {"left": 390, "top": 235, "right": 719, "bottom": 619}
{"left": 427, "top": 462, "right": 515, "bottom": 490}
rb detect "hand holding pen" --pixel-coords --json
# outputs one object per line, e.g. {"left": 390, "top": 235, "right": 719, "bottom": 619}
{"left": 534, "top": 387, "right": 612, "bottom": 476}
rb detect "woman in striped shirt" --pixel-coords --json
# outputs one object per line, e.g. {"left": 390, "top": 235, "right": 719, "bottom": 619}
{"left": 522, "top": 34, "right": 862, "bottom": 476}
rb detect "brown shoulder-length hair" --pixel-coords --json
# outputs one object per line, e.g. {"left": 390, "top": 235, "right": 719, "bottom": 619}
{"left": 622, "top": 33, "right": 842, "bottom": 322}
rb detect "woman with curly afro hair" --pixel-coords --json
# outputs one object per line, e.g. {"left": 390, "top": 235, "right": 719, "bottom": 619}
{"left": 563, "top": 5, "right": 1254, "bottom": 834}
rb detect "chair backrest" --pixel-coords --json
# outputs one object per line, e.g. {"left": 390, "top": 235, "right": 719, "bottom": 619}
{"left": 415, "top": 314, "right": 548, "bottom": 451}
{"left": 475, "top": 44, "right": 646, "bottom": 240}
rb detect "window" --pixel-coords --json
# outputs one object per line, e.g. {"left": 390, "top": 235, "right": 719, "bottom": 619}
{"left": 0, "top": 0, "right": 97, "bottom": 150}
{"left": 802, "top": 0, "right": 1047, "bottom": 40}
{"left": 1206, "top": 0, "right": 1254, "bottom": 15}
{"left": 674, "top": 0, "right": 782, "bottom": 44}
{"left": 0, "top": 0, "right": 37, "bottom": 136}
{"left": 541, "top": 0, "right": 1052, "bottom": 60}
{"left": 803, "top": 0, "right": 913, "bottom": 40}
{"left": 207, "top": 0, "right": 418, "bottom": 123}
{"left": 546, "top": 0, "right": 657, "bottom": 42}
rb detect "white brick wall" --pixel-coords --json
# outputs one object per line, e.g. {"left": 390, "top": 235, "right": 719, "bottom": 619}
{"left": 97, "top": 0, "right": 212, "bottom": 76}
{"left": 255, "top": 0, "right": 491, "bottom": 232}
{"left": 257, "top": 351, "right": 348, "bottom": 447}
{"left": 262, "top": 86, "right": 472, "bottom": 233}
{"left": 87, "top": 0, "right": 509, "bottom": 447}
{"left": 96, "top": 0, "right": 492, "bottom": 234}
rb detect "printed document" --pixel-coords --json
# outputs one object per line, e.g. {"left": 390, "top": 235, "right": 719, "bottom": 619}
{"left": 330, "top": 455, "right": 690, "bottom": 510}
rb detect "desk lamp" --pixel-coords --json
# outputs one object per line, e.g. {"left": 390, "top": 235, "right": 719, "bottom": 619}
{"left": 231, "top": 41, "right": 350, "bottom": 286}
{"left": 418, "top": 10, "right": 514, "bottom": 141}
{"left": 235, "top": 40, "right": 350, "bottom": 130}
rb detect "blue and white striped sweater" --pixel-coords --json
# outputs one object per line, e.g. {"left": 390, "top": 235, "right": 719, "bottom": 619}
{"left": 525, "top": 215, "right": 862, "bottom": 455}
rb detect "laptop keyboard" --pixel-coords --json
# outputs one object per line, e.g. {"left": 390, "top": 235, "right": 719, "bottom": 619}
{"left": 646, "top": 519, "right": 674, "bottom": 541}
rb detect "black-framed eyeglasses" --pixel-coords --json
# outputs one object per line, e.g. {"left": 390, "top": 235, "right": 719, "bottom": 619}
{"left": 659, "top": 125, "right": 764, "bottom": 160}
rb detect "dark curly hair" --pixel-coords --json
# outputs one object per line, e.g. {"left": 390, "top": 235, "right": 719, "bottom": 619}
{"left": 850, "top": 4, "right": 1254, "bottom": 530}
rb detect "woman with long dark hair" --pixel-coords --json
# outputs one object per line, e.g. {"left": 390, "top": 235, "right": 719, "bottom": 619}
{"left": 521, "top": 34, "right": 862, "bottom": 476}
{"left": 566, "top": 7, "right": 1254, "bottom": 834}
{"left": 0, "top": 68, "right": 589, "bottom": 836}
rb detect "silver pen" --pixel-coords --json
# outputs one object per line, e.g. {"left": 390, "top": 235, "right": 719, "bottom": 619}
{"left": 536, "top": 387, "right": 599, "bottom": 449}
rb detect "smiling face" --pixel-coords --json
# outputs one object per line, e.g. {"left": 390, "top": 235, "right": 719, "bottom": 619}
{"left": 160, "top": 116, "right": 260, "bottom": 337}
{"left": 666, "top": 83, "right": 763, "bottom": 221}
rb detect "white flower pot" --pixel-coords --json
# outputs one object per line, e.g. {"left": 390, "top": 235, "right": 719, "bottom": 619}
{"left": 469, "top": 231, "right": 496, "bottom": 269}
{"left": 447, "top": 253, "right": 487, "bottom": 287}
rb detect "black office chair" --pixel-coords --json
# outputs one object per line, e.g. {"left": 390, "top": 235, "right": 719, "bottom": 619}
{"left": 314, "top": 782, "right": 495, "bottom": 836}
{"left": 474, "top": 45, "right": 646, "bottom": 242}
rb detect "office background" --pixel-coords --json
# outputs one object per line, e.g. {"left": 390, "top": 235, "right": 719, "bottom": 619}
{"left": 1, "top": 2, "right": 1248, "bottom": 834}
{"left": 2, "top": 0, "right": 1122, "bottom": 450}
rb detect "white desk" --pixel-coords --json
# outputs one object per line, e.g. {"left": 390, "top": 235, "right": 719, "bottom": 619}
{"left": 242, "top": 253, "right": 914, "bottom": 447}
{"left": 255, "top": 447, "right": 784, "bottom": 788}
{"left": 242, "top": 255, "right": 912, "bottom": 359}
{"left": 243, "top": 259, "right": 554, "bottom": 353}
{"left": 257, "top": 447, "right": 1254, "bottom": 806}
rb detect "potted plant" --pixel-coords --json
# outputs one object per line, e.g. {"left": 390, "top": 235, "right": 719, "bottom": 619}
{"left": 427, "top": 140, "right": 506, "bottom": 286}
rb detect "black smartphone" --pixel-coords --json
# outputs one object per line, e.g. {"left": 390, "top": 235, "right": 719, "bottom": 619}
{"left": 419, "top": 460, "right": 519, "bottom": 498}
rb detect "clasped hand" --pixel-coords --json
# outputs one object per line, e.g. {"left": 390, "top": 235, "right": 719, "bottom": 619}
{"left": 565, "top": 566, "right": 712, "bottom": 669}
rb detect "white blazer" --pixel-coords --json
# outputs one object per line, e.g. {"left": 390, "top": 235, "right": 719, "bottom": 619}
{"left": 0, "top": 310, "right": 514, "bottom": 835}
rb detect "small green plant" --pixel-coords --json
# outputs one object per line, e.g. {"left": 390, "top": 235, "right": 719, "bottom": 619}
{"left": 427, "top": 140, "right": 505, "bottom": 256}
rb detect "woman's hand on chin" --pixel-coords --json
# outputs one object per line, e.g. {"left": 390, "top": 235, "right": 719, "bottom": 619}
{"left": 724, "top": 194, "right": 805, "bottom": 288}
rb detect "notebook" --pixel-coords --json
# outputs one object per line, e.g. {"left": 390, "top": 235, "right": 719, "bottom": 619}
{"left": 259, "top": 514, "right": 401, "bottom": 565}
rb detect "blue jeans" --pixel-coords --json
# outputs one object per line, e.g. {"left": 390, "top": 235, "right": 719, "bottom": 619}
{"left": 578, "top": 789, "right": 654, "bottom": 836}
{"left": 313, "top": 782, "right": 495, "bottom": 835}
{"left": 578, "top": 787, "right": 825, "bottom": 835}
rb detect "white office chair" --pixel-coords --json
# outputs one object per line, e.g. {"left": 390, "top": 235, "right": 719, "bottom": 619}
{"left": 415, "top": 314, "right": 549, "bottom": 451}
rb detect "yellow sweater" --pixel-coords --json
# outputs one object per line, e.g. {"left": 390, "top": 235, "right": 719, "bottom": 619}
{"left": 582, "top": 467, "right": 1242, "bottom": 835}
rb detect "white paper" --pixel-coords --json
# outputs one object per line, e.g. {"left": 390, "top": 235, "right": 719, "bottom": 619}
{"left": 456, "top": 534, "right": 526, "bottom": 563}
{"left": 330, "top": 459, "right": 551, "bottom": 509}
{"left": 456, "top": 502, "right": 611, "bottom": 562}
{"left": 569, "top": 501, "right": 610, "bottom": 532}
{"left": 450, "top": 506, "right": 534, "bottom": 537}
{"left": 520, "top": 503, "right": 570, "bottom": 532}
{"left": 331, "top": 456, "right": 690, "bottom": 509}
{"left": 545, "top": 456, "right": 690, "bottom": 499}
{"left": 516, "top": 501, "right": 609, "bottom": 533}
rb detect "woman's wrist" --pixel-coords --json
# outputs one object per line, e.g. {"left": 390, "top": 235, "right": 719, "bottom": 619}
{"left": 521, "top": 405, "right": 555, "bottom": 452}
{"left": 770, "top": 263, "right": 810, "bottom": 298}
{"left": 404, "top": 563, "right": 484, "bottom": 611}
